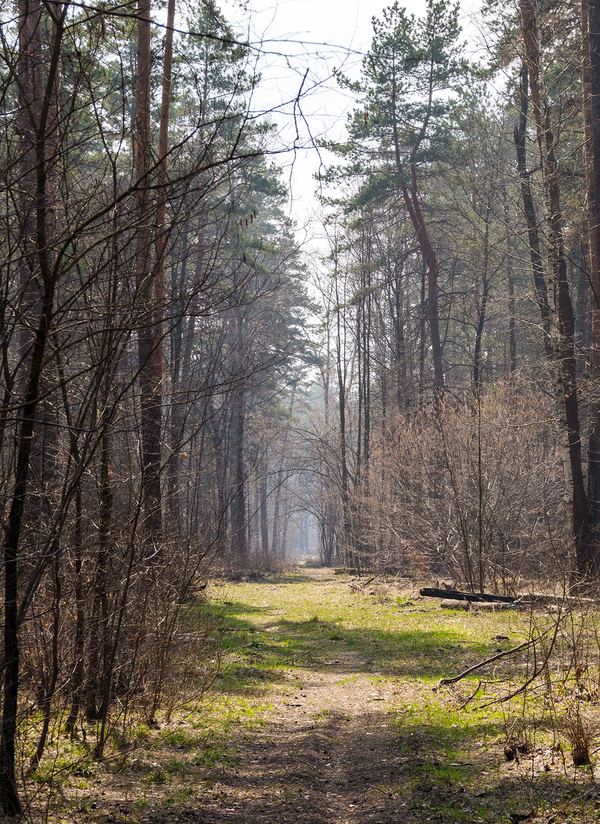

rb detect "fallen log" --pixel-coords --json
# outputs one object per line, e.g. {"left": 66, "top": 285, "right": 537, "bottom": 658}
{"left": 514, "top": 592, "right": 598, "bottom": 606}
{"left": 440, "top": 599, "right": 469, "bottom": 610}
{"left": 470, "top": 601, "right": 514, "bottom": 611}
{"left": 420, "top": 587, "right": 515, "bottom": 604}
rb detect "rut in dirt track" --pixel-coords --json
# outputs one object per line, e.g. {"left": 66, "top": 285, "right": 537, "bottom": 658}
{"left": 194, "top": 668, "right": 418, "bottom": 823}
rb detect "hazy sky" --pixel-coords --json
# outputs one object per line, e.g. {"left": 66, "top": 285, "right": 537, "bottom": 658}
{"left": 221, "top": 0, "right": 482, "bottom": 237}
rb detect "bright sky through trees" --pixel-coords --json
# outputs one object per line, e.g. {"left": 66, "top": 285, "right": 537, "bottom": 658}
{"left": 222, "top": 0, "right": 482, "bottom": 224}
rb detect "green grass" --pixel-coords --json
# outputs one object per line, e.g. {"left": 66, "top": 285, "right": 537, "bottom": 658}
{"left": 211, "top": 574, "right": 525, "bottom": 681}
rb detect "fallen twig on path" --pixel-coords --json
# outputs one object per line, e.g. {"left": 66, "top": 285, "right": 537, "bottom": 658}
{"left": 457, "top": 679, "right": 482, "bottom": 709}
{"left": 364, "top": 783, "right": 392, "bottom": 797}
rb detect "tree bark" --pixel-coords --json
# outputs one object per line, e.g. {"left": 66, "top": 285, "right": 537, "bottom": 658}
{"left": 520, "top": 0, "right": 594, "bottom": 577}
{"left": 473, "top": 205, "right": 491, "bottom": 394}
{"left": 334, "top": 279, "right": 354, "bottom": 567}
{"left": 135, "top": 0, "right": 163, "bottom": 543}
{"left": 585, "top": 0, "right": 600, "bottom": 542}
{"left": 390, "top": 74, "right": 444, "bottom": 393}
{"left": 231, "top": 307, "right": 247, "bottom": 568}
{"left": 502, "top": 188, "right": 517, "bottom": 377}
{"left": 514, "top": 64, "right": 553, "bottom": 358}
{"left": 260, "top": 466, "right": 269, "bottom": 559}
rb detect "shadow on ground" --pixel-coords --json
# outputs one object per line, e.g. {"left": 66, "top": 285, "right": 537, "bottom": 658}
{"left": 60, "top": 573, "right": 593, "bottom": 824}
{"left": 79, "top": 706, "right": 597, "bottom": 824}
{"left": 215, "top": 602, "right": 508, "bottom": 685}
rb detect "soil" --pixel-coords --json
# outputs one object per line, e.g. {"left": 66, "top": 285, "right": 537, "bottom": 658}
{"left": 74, "top": 569, "right": 417, "bottom": 824}
{"left": 194, "top": 663, "right": 409, "bottom": 824}
{"left": 76, "top": 669, "right": 413, "bottom": 824}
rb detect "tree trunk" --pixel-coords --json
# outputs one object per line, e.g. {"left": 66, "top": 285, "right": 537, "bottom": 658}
{"left": 585, "top": 0, "right": 600, "bottom": 544}
{"left": 520, "top": 0, "right": 594, "bottom": 577}
{"left": 473, "top": 205, "right": 491, "bottom": 395}
{"left": 514, "top": 64, "right": 553, "bottom": 357}
{"left": 135, "top": 0, "right": 162, "bottom": 544}
{"left": 390, "top": 73, "right": 444, "bottom": 394}
{"left": 335, "top": 288, "right": 354, "bottom": 567}
{"left": 260, "top": 467, "right": 269, "bottom": 559}
{"left": 502, "top": 188, "right": 517, "bottom": 377}
{"left": 231, "top": 307, "right": 247, "bottom": 568}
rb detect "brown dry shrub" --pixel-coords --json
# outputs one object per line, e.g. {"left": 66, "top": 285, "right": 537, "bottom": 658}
{"left": 563, "top": 710, "right": 595, "bottom": 767}
{"left": 349, "top": 384, "right": 565, "bottom": 590}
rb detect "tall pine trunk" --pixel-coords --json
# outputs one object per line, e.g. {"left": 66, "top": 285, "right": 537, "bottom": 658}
{"left": 135, "top": 0, "right": 163, "bottom": 544}
{"left": 520, "top": 0, "right": 594, "bottom": 578}
{"left": 584, "top": 0, "right": 600, "bottom": 551}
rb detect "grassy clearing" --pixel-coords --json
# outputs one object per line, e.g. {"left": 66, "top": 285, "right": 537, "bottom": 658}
{"left": 30, "top": 570, "right": 600, "bottom": 823}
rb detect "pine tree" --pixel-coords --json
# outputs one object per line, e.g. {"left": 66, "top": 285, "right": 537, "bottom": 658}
{"left": 324, "top": 0, "right": 470, "bottom": 395}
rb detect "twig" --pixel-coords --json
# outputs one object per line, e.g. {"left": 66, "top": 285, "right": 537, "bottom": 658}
{"left": 458, "top": 679, "right": 482, "bottom": 710}
{"left": 364, "top": 783, "right": 392, "bottom": 797}
{"left": 476, "top": 617, "right": 562, "bottom": 708}
{"left": 296, "top": 640, "right": 325, "bottom": 659}
{"left": 438, "top": 635, "right": 545, "bottom": 687}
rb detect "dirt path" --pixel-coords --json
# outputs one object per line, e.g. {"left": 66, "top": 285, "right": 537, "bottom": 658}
{"left": 188, "top": 570, "right": 439, "bottom": 823}
{"left": 197, "top": 654, "right": 408, "bottom": 823}
{"left": 62, "top": 569, "right": 422, "bottom": 824}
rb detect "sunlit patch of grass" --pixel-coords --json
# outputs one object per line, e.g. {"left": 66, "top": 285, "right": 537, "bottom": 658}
{"left": 25, "top": 734, "right": 97, "bottom": 788}
{"left": 160, "top": 727, "right": 203, "bottom": 751}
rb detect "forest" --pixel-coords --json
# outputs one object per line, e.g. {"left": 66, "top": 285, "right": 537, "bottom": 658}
{"left": 2, "top": 0, "right": 600, "bottom": 814}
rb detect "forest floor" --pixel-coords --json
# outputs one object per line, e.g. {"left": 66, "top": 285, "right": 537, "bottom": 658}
{"left": 40, "top": 568, "right": 600, "bottom": 824}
